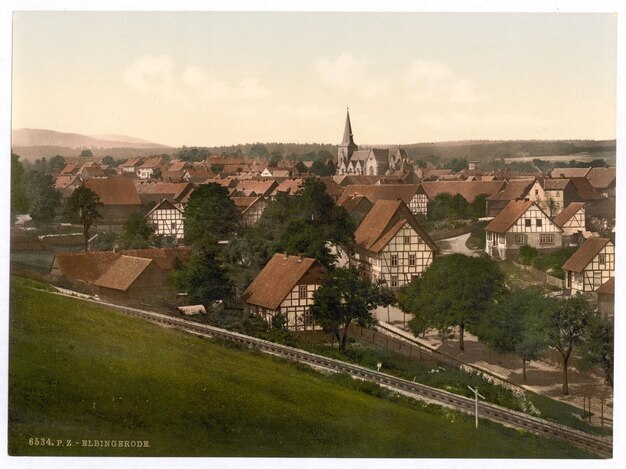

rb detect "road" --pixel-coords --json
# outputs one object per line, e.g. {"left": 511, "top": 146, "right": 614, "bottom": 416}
{"left": 435, "top": 232, "right": 480, "bottom": 257}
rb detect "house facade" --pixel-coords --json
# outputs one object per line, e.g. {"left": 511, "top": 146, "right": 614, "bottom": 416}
{"left": 353, "top": 199, "right": 437, "bottom": 288}
{"left": 553, "top": 202, "right": 586, "bottom": 244}
{"left": 485, "top": 200, "right": 563, "bottom": 260}
{"left": 562, "top": 238, "right": 614, "bottom": 294}
{"left": 146, "top": 199, "right": 185, "bottom": 241}
{"left": 241, "top": 253, "right": 326, "bottom": 331}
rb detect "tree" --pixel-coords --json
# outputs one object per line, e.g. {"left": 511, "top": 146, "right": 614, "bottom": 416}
{"left": 184, "top": 183, "right": 241, "bottom": 244}
{"left": 580, "top": 313, "right": 613, "bottom": 387}
{"left": 546, "top": 294, "right": 594, "bottom": 395}
{"left": 118, "top": 213, "right": 159, "bottom": 249}
{"left": 67, "top": 186, "right": 102, "bottom": 251}
{"left": 91, "top": 230, "right": 118, "bottom": 251}
{"left": 171, "top": 235, "right": 234, "bottom": 308}
{"left": 476, "top": 287, "right": 552, "bottom": 381}
{"left": 295, "top": 161, "right": 308, "bottom": 174}
{"left": 310, "top": 266, "right": 392, "bottom": 350}
{"left": 399, "top": 254, "right": 506, "bottom": 351}
{"left": 251, "top": 143, "right": 269, "bottom": 159}
{"left": 151, "top": 168, "right": 162, "bottom": 180}
{"left": 11, "top": 153, "right": 29, "bottom": 223}
{"left": 101, "top": 156, "right": 117, "bottom": 167}
{"left": 26, "top": 171, "right": 62, "bottom": 224}
{"left": 79, "top": 149, "right": 93, "bottom": 158}
{"left": 48, "top": 155, "right": 67, "bottom": 174}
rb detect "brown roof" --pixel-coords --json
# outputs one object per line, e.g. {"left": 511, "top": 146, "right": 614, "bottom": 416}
{"left": 136, "top": 182, "right": 190, "bottom": 197}
{"left": 234, "top": 180, "right": 277, "bottom": 197}
{"left": 333, "top": 175, "right": 395, "bottom": 186}
{"left": 586, "top": 167, "right": 616, "bottom": 190}
{"left": 562, "top": 237, "right": 611, "bottom": 273}
{"left": 596, "top": 277, "right": 615, "bottom": 296}
{"left": 421, "top": 180, "right": 505, "bottom": 203}
{"left": 119, "top": 247, "right": 191, "bottom": 270}
{"left": 52, "top": 251, "right": 120, "bottom": 283}
{"left": 318, "top": 177, "right": 344, "bottom": 198}
{"left": 354, "top": 199, "right": 437, "bottom": 253}
{"left": 542, "top": 178, "right": 570, "bottom": 190}
{"left": 94, "top": 256, "right": 154, "bottom": 291}
{"left": 568, "top": 177, "right": 604, "bottom": 200}
{"left": 230, "top": 196, "right": 261, "bottom": 212}
{"left": 167, "top": 160, "right": 189, "bottom": 172}
{"left": 553, "top": 202, "right": 585, "bottom": 228}
{"left": 84, "top": 178, "right": 141, "bottom": 206}
{"left": 485, "top": 200, "right": 540, "bottom": 233}
{"left": 139, "top": 156, "right": 164, "bottom": 169}
{"left": 487, "top": 179, "right": 535, "bottom": 201}
{"left": 338, "top": 194, "right": 373, "bottom": 214}
{"left": 272, "top": 178, "right": 304, "bottom": 196}
{"left": 184, "top": 168, "right": 216, "bottom": 182}
{"left": 146, "top": 199, "right": 183, "bottom": 217}
{"left": 550, "top": 167, "right": 591, "bottom": 178}
{"left": 119, "top": 157, "right": 143, "bottom": 168}
{"left": 337, "top": 184, "right": 421, "bottom": 206}
{"left": 241, "top": 253, "right": 325, "bottom": 310}
{"left": 55, "top": 175, "right": 78, "bottom": 190}
{"left": 60, "top": 163, "right": 78, "bottom": 174}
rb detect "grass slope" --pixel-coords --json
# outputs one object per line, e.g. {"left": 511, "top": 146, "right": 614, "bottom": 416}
{"left": 9, "top": 277, "right": 595, "bottom": 458}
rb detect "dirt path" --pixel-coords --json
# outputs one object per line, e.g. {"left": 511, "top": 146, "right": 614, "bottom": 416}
{"left": 374, "top": 307, "right": 612, "bottom": 426}
{"left": 436, "top": 232, "right": 480, "bottom": 257}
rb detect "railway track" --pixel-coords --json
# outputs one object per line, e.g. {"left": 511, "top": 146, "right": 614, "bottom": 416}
{"left": 45, "top": 289, "right": 614, "bottom": 458}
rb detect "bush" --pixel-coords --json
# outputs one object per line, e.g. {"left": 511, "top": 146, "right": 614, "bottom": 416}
{"left": 518, "top": 244, "right": 538, "bottom": 265}
{"left": 531, "top": 247, "right": 578, "bottom": 279}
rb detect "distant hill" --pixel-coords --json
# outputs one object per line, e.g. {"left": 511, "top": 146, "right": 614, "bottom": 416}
{"left": 12, "top": 128, "right": 173, "bottom": 161}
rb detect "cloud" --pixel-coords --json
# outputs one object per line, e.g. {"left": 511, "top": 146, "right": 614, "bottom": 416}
{"left": 406, "top": 59, "right": 480, "bottom": 104}
{"left": 316, "top": 54, "right": 387, "bottom": 98}
{"left": 123, "top": 54, "right": 269, "bottom": 105}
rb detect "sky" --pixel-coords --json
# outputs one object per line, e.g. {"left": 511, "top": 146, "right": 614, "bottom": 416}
{"left": 11, "top": 11, "right": 617, "bottom": 147}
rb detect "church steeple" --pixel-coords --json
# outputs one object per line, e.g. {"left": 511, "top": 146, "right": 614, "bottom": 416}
{"left": 337, "top": 107, "right": 358, "bottom": 170}
{"left": 341, "top": 107, "right": 357, "bottom": 146}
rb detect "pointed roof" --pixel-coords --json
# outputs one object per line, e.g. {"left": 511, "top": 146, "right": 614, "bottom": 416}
{"left": 562, "top": 237, "right": 611, "bottom": 273}
{"left": 553, "top": 202, "right": 585, "bottom": 228}
{"left": 241, "top": 253, "right": 326, "bottom": 310}
{"left": 485, "top": 200, "right": 560, "bottom": 234}
{"left": 354, "top": 199, "right": 437, "bottom": 254}
{"left": 341, "top": 108, "right": 357, "bottom": 147}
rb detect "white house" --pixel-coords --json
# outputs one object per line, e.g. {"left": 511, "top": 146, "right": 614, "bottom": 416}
{"left": 553, "top": 202, "right": 586, "bottom": 244}
{"left": 146, "top": 199, "right": 185, "bottom": 241}
{"left": 353, "top": 199, "right": 437, "bottom": 288}
{"left": 485, "top": 200, "right": 563, "bottom": 259}
{"left": 562, "top": 237, "right": 614, "bottom": 294}
{"left": 241, "top": 253, "right": 326, "bottom": 331}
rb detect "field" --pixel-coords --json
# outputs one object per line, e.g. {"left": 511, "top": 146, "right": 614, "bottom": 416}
{"left": 8, "top": 276, "right": 595, "bottom": 458}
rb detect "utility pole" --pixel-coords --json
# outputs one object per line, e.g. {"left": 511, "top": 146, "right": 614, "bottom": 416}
{"left": 467, "top": 385, "right": 485, "bottom": 429}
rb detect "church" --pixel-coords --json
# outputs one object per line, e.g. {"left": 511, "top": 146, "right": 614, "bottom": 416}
{"left": 336, "top": 109, "right": 412, "bottom": 176}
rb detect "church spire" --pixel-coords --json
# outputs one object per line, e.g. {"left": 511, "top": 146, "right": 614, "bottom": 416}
{"left": 341, "top": 107, "right": 356, "bottom": 146}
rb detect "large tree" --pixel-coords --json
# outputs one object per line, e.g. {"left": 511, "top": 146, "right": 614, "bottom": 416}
{"left": 476, "top": 287, "right": 552, "bottom": 381}
{"left": 171, "top": 235, "right": 234, "bottom": 308}
{"left": 399, "top": 254, "right": 506, "bottom": 351}
{"left": 67, "top": 186, "right": 102, "bottom": 251}
{"left": 26, "top": 171, "right": 62, "bottom": 224}
{"left": 184, "top": 183, "right": 241, "bottom": 244}
{"left": 547, "top": 294, "right": 594, "bottom": 395}
{"left": 580, "top": 313, "right": 613, "bottom": 388}
{"left": 310, "top": 266, "right": 393, "bottom": 350}
{"left": 118, "top": 213, "right": 159, "bottom": 249}
{"left": 11, "top": 153, "right": 29, "bottom": 223}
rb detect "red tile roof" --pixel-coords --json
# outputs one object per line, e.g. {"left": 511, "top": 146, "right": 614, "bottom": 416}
{"left": 485, "top": 200, "right": 543, "bottom": 233}
{"left": 596, "top": 277, "right": 615, "bottom": 295}
{"left": 550, "top": 167, "right": 591, "bottom": 178}
{"left": 354, "top": 199, "right": 437, "bottom": 254}
{"left": 337, "top": 184, "right": 421, "bottom": 206}
{"left": 241, "top": 253, "right": 325, "bottom": 310}
{"left": 93, "top": 256, "right": 154, "bottom": 291}
{"left": 568, "top": 177, "right": 604, "bottom": 200}
{"left": 421, "top": 180, "right": 505, "bottom": 202}
{"left": 84, "top": 178, "right": 141, "bottom": 206}
{"left": 487, "top": 179, "right": 535, "bottom": 201}
{"left": 562, "top": 238, "right": 611, "bottom": 273}
{"left": 586, "top": 167, "right": 616, "bottom": 190}
{"left": 553, "top": 202, "right": 585, "bottom": 228}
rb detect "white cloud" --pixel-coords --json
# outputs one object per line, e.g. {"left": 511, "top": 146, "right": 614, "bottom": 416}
{"left": 316, "top": 54, "right": 387, "bottom": 98}
{"left": 406, "top": 59, "right": 480, "bottom": 104}
{"left": 123, "top": 54, "right": 269, "bottom": 105}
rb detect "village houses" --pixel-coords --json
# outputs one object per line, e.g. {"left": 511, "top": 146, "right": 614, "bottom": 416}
{"left": 146, "top": 199, "right": 185, "bottom": 241}
{"left": 241, "top": 253, "right": 326, "bottom": 331}
{"left": 484, "top": 200, "right": 563, "bottom": 260}
{"left": 562, "top": 237, "right": 615, "bottom": 294}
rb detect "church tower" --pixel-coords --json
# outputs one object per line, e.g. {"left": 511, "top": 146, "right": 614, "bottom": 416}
{"left": 337, "top": 108, "right": 358, "bottom": 169}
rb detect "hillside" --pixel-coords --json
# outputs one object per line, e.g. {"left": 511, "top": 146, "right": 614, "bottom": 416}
{"left": 8, "top": 276, "right": 593, "bottom": 458}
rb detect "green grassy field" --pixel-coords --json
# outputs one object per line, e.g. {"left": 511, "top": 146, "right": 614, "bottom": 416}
{"left": 9, "top": 276, "right": 596, "bottom": 457}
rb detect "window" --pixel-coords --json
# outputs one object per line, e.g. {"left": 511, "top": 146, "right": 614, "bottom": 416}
{"left": 536, "top": 219, "right": 542, "bottom": 228}
{"left": 299, "top": 285, "right": 307, "bottom": 299}
{"left": 593, "top": 271, "right": 602, "bottom": 287}
{"left": 487, "top": 232, "right": 492, "bottom": 240}
{"left": 525, "top": 219, "right": 531, "bottom": 228}
{"left": 390, "top": 276, "right": 398, "bottom": 288}
{"left": 403, "top": 236, "right": 411, "bottom": 244}
{"left": 598, "top": 254, "right": 606, "bottom": 266}
{"left": 391, "top": 255, "right": 398, "bottom": 267}
{"left": 539, "top": 234, "right": 554, "bottom": 244}
{"left": 171, "top": 221, "right": 177, "bottom": 230}
{"left": 535, "top": 189, "right": 539, "bottom": 196}
{"left": 409, "top": 254, "right": 416, "bottom": 266}
{"left": 515, "top": 234, "right": 526, "bottom": 245}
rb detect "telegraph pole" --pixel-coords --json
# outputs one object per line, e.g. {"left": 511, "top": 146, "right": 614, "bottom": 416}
{"left": 467, "top": 385, "right": 485, "bottom": 429}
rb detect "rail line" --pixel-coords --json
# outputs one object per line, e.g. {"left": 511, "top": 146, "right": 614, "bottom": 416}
{"left": 44, "top": 289, "right": 613, "bottom": 458}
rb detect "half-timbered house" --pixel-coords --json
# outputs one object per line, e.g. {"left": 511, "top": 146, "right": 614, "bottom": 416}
{"left": 562, "top": 237, "right": 614, "bottom": 294}
{"left": 146, "top": 199, "right": 185, "bottom": 241}
{"left": 337, "top": 184, "right": 427, "bottom": 217}
{"left": 553, "top": 202, "right": 586, "bottom": 244}
{"left": 484, "top": 200, "right": 563, "bottom": 259}
{"left": 241, "top": 253, "right": 326, "bottom": 331}
{"left": 353, "top": 199, "right": 437, "bottom": 288}
{"left": 231, "top": 196, "right": 267, "bottom": 225}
